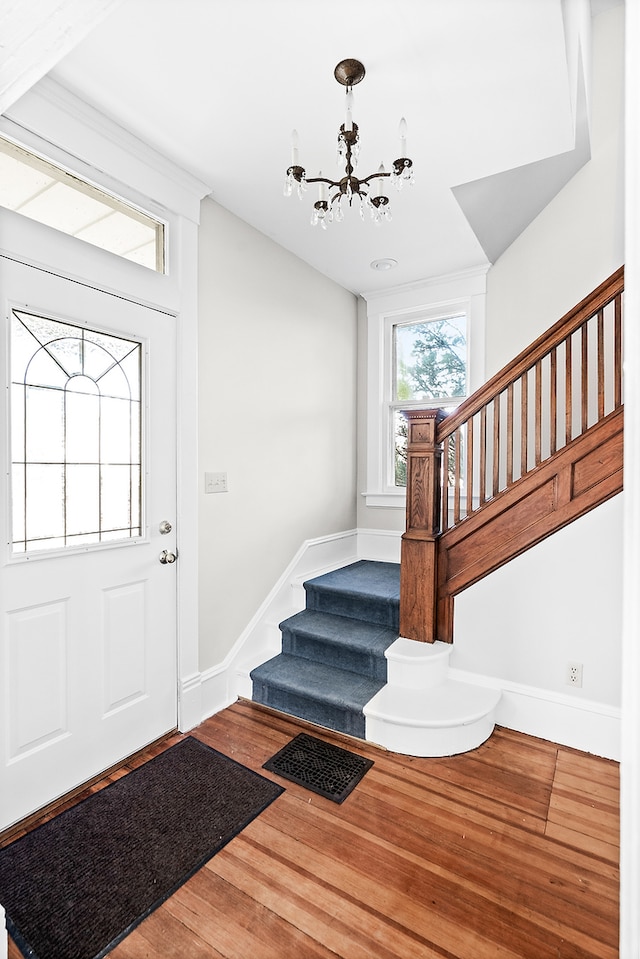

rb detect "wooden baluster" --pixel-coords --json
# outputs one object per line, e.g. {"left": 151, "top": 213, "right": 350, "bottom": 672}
{"left": 565, "top": 334, "right": 573, "bottom": 444}
{"left": 466, "top": 415, "right": 474, "bottom": 518}
{"left": 581, "top": 322, "right": 589, "bottom": 433}
{"left": 506, "top": 383, "right": 514, "bottom": 486}
{"left": 597, "top": 308, "right": 605, "bottom": 421}
{"left": 453, "top": 428, "right": 461, "bottom": 523}
{"left": 492, "top": 395, "right": 500, "bottom": 497}
{"left": 549, "top": 347, "right": 557, "bottom": 456}
{"left": 479, "top": 405, "right": 487, "bottom": 504}
{"left": 400, "top": 408, "right": 446, "bottom": 643}
{"left": 535, "top": 359, "right": 542, "bottom": 466}
{"left": 441, "top": 434, "right": 451, "bottom": 532}
{"left": 614, "top": 293, "right": 623, "bottom": 409}
{"left": 521, "top": 371, "right": 529, "bottom": 477}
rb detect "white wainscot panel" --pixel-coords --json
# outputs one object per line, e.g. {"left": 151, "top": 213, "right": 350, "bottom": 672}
{"left": 7, "top": 601, "right": 69, "bottom": 760}
{"left": 102, "top": 581, "right": 147, "bottom": 714}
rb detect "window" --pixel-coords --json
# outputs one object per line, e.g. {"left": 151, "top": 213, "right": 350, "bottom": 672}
{"left": 11, "top": 309, "right": 143, "bottom": 554}
{"left": 363, "top": 269, "right": 487, "bottom": 509}
{"left": 0, "top": 136, "right": 165, "bottom": 272}
{"left": 392, "top": 313, "right": 467, "bottom": 486}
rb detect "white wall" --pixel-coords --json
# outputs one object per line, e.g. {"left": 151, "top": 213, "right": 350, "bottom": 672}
{"left": 452, "top": 4, "right": 624, "bottom": 713}
{"left": 197, "top": 199, "right": 358, "bottom": 671}
{"left": 485, "top": 3, "right": 624, "bottom": 376}
{"left": 452, "top": 493, "right": 622, "bottom": 705}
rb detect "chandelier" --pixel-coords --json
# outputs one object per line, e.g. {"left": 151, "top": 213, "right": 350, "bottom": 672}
{"left": 283, "top": 58, "right": 414, "bottom": 228}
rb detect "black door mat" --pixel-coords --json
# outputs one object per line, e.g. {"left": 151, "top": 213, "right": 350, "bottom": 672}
{"left": 0, "top": 737, "right": 283, "bottom": 959}
{"left": 263, "top": 732, "right": 373, "bottom": 803}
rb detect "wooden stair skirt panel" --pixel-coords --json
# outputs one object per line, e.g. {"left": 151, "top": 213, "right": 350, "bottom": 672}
{"left": 363, "top": 638, "right": 501, "bottom": 757}
{"left": 436, "top": 406, "right": 623, "bottom": 643}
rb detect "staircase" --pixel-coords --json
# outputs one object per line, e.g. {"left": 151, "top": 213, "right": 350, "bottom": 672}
{"left": 401, "top": 266, "right": 625, "bottom": 643}
{"left": 250, "top": 560, "right": 501, "bottom": 755}
{"left": 250, "top": 561, "right": 399, "bottom": 739}
{"left": 250, "top": 269, "right": 624, "bottom": 757}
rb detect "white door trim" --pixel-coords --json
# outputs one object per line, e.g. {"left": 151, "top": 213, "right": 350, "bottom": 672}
{"left": 173, "top": 215, "right": 202, "bottom": 732}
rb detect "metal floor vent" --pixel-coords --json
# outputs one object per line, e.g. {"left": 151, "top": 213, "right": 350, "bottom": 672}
{"left": 263, "top": 733, "right": 373, "bottom": 803}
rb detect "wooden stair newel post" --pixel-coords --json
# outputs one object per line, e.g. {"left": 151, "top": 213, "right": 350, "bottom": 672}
{"left": 400, "top": 408, "right": 446, "bottom": 643}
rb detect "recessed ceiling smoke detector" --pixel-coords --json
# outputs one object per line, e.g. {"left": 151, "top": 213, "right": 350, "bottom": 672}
{"left": 370, "top": 258, "right": 398, "bottom": 271}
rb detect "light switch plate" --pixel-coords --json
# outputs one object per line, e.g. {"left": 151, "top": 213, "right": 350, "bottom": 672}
{"left": 205, "top": 471, "right": 228, "bottom": 493}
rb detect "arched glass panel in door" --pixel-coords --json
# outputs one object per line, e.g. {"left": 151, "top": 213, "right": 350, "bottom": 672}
{"left": 10, "top": 309, "right": 142, "bottom": 553}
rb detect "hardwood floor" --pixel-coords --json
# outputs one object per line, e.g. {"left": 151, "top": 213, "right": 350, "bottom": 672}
{"left": 4, "top": 701, "right": 619, "bottom": 958}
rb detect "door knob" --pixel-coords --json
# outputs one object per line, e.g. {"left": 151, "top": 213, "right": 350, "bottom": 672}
{"left": 159, "top": 549, "right": 177, "bottom": 564}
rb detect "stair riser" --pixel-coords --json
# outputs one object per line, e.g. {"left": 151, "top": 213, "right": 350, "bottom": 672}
{"left": 281, "top": 629, "right": 388, "bottom": 681}
{"left": 304, "top": 587, "right": 399, "bottom": 630}
{"left": 365, "top": 710, "right": 497, "bottom": 758}
{"left": 252, "top": 682, "right": 366, "bottom": 738}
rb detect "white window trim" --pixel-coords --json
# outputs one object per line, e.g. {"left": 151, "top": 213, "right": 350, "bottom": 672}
{"left": 362, "top": 268, "right": 488, "bottom": 509}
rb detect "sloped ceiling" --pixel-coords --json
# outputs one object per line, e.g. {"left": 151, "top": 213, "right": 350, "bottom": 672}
{"left": 452, "top": 42, "right": 592, "bottom": 265}
{"left": 1, "top": 0, "right": 615, "bottom": 295}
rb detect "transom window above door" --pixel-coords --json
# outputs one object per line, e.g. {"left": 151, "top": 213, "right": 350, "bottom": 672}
{"left": 0, "top": 136, "right": 165, "bottom": 272}
{"left": 10, "top": 309, "right": 143, "bottom": 554}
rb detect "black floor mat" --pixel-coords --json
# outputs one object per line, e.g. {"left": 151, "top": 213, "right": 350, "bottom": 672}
{"left": 263, "top": 732, "right": 373, "bottom": 803}
{"left": 0, "top": 737, "right": 283, "bottom": 959}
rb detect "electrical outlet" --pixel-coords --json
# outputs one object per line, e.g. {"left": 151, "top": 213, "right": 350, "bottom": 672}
{"left": 566, "top": 662, "right": 583, "bottom": 687}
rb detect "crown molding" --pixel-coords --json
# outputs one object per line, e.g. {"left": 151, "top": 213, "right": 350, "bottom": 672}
{"left": 3, "top": 77, "right": 211, "bottom": 222}
{"left": 361, "top": 263, "right": 489, "bottom": 304}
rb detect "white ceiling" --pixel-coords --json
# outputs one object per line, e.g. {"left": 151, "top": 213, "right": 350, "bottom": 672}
{"left": 3, "top": 0, "right": 619, "bottom": 295}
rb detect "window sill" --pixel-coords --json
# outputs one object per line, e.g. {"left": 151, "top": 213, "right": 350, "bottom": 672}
{"left": 362, "top": 490, "right": 407, "bottom": 509}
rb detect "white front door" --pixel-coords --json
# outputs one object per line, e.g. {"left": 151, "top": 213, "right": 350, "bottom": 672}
{"left": 0, "top": 256, "right": 178, "bottom": 830}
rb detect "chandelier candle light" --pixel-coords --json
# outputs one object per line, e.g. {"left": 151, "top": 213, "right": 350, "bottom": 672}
{"left": 284, "top": 59, "right": 414, "bottom": 228}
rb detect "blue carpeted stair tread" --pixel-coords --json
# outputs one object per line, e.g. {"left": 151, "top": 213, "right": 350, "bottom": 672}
{"left": 304, "top": 560, "right": 400, "bottom": 629}
{"left": 251, "top": 560, "right": 401, "bottom": 738}
{"left": 251, "top": 654, "right": 386, "bottom": 738}
{"left": 252, "top": 654, "right": 385, "bottom": 707}
{"left": 279, "top": 609, "right": 397, "bottom": 680}
{"left": 304, "top": 560, "right": 400, "bottom": 600}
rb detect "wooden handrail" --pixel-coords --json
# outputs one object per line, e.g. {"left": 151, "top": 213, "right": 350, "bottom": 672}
{"left": 437, "top": 266, "right": 624, "bottom": 442}
{"left": 399, "top": 267, "right": 625, "bottom": 643}
{"left": 437, "top": 266, "right": 624, "bottom": 535}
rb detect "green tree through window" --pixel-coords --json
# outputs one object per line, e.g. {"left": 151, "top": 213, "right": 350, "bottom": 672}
{"left": 393, "top": 315, "right": 467, "bottom": 487}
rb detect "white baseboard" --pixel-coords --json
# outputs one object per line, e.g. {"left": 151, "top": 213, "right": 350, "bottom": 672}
{"left": 177, "top": 671, "right": 204, "bottom": 733}
{"left": 179, "top": 664, "right": 237, "bottom": 731}
{"left": 357, "top": 527, "right": 402, "bottom": 563}
{"left": 449, "top": 667, "right": 621, "bottom": 760}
